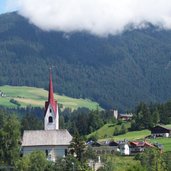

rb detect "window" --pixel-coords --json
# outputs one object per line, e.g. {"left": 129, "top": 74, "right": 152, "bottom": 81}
{"left": 50, "top": 109, "right": 52, "bottom": 113}
{"left": 65, "top": 149, "right": 68, "bottom": 156}
{"left": 49, "top": 116, "right": 53, "bottom": 123}
{"left": 45, "top": 150, "right": 48, "bottom": 157}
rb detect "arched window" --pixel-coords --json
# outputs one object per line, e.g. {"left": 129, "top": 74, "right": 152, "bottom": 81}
{"left": 50, "top": 109, "right": 52, "bottom": 113}
{"left": 49, "top": 116, "right": 53, "bottom": 123}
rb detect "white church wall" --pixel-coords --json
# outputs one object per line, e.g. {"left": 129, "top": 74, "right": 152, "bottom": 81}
{"left": 22, "top": 145, "right": 68, "bottom": 161}
{"left": 44, "top": 104, "right": 59, "bottom": 130}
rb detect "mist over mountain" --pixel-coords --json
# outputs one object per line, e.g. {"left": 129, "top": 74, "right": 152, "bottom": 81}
{"left": 8, "top": 0, "right": 171, "bottom": 36}
{"left": 1, "top": 12, "right": 171, "bottom": 110}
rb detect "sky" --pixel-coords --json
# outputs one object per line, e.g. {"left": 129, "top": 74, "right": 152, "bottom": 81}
{"left": 1, "top": 0, "right": 171, "bottom": 36}
{"left": 0, "top": 0, "right": 18, "bottom": 14}
{"left": 0, "top": 0, "right": 7, "bottom": 14}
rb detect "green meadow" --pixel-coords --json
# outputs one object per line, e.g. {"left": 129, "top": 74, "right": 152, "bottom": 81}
{"left": 110, "top": 155, "right": 140, "bottom": 171}
{"left": 0, "top": 85, "right": 102, "bottom": 110}
{"left": 112, "top": 129, "right": 151, "bottom": 141}
{"left": 88, "top": 123, "right": 151, "bottom": 140}
{"left": 149, "top": 137, "right": 171, "bottom": 152}
{"left": 88, "top": 123, "right": 171, "bottom": 152}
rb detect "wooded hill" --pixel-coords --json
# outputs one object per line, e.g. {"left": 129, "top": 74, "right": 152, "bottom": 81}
{"left": 1, "top": 12, "right": 171, "bottom": 110}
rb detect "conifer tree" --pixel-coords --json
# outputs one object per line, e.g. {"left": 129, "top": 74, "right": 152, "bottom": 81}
{"left": 0, "top": 114, "right": 20, "bottom": 166}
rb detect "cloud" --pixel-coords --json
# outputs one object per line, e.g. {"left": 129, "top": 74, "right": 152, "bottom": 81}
{"left": 6, "top": 0, "right": 171, "bottom": 36}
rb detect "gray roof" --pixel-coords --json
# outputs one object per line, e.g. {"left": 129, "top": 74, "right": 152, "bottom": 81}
{"left": 155, "top": 124, "right": 171, "bottom": 131}
{"left": 22, "top": 129, "right": 72, "bottom": 147}
{"left": 119, "top": 113, "right": 133, "bottom": 117}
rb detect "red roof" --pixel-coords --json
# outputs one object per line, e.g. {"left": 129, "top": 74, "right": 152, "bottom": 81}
{"left": 45, "top": 69, "right": 57, "bottom": 115}
{"left": 130, "top": 141, "right": 154, "bottom": 148}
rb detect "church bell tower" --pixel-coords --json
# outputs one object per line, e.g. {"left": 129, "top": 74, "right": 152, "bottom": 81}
{"left": 44, "top": 69, "right": 59, "bottom": 130}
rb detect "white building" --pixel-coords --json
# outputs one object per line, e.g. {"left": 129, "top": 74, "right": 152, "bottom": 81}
{"left": 119, "top": 143, "right": 130, "bottom": 155}
{"left": 22, "top": 70, "right": 72, "bottom": 161}
{"left": 113, "top": 110, "right": 118, "bottom": 120}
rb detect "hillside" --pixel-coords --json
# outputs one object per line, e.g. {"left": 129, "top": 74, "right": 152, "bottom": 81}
{"left": 88, "top": 123, "right": 151, "bottom": 140}
{"left": 88, "top": 123, "right": 171, "bottom": 152}
{"left": 1, "top": 13, "right": 171, "bottom": 110}
{"left": 0, "top": 85, "right": 101, "bottom": 110}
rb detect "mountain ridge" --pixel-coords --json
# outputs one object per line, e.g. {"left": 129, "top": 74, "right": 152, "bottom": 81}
{"left": 1, "top": 12, "right": 171, "bottom": 110}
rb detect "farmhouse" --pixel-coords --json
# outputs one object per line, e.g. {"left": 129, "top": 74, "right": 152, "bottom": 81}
{"left": 129, "top": 141, "right": 154, "bottom": 154}
{"left": 113, "top": 110, "right": 133, "bottom": 120}
{"left": 22, "top": 70, "right": 72, "bottom": 161}
{"left": 151, "top": 125, "right": 171, "bottom": 138}
{"left": 119, "top": 113, "right": 133, "bottom": 121}
{"left": 88, "top": 140, "right": 119, "bottom": 155}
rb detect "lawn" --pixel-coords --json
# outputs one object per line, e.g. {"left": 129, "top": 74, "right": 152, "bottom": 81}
{"left": 88, "top": 122, "right": 171, "bottom": 152}
{"left": 149, "top": 137, "right": 171, "bottom": 152}
{"left": 88, "top": 122, "right": 150, "bottom": 141}
{"left": 88, "top": 123, "right": 119, "bottom": 139}
{"left": 0, "top": 85, "right": 102, "bottom": 110}
{"left": 114, "top": 156, "right": 140, "bottom": 171}
{"left": 102, "top": 155, "right": 140, "bottom": 171}
{"left": 112, "top": 129, "right": 151, "bottom": 141}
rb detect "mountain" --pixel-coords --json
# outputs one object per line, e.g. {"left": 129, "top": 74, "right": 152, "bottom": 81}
{"left": 1, "top": 12, "right": 171, "bottom": 110}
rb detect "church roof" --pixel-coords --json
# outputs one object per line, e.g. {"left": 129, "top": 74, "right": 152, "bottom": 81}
{"left": 22, "top": 130, "right": 72, "bottom": 147}
{"left": 45, "top": 69, "right": 57, "bottom": 115}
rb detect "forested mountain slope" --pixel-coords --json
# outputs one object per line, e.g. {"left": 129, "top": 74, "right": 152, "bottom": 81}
{"left": 1, "top": 12, "right": 171, "bottom": 110}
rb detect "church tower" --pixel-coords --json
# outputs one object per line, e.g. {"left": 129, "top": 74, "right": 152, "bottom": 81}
{"left": 44, "top": 69, "right": 59, "bottom": 130}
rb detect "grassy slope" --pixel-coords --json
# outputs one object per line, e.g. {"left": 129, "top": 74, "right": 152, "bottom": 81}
{"left": 0, "top": 85, "right": 102, "bottom": 110}
{"left": 88, "top": 122, "right": 150, "bottom": 140}
{"left": 110, "top": 156, "right": 140, "bottom": 171}
{"left": 149, "top": 138, "right": 171, "bottom": 152}
{"left": 112, "top": 130, "right": 151, "bottom": 141}
{"left": 88, "top": 123, "right": 171, "bottom": 152}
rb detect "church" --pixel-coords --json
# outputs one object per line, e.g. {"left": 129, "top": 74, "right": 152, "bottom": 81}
{"left": 22, "top": 70, "right": 72, "bottom": 161}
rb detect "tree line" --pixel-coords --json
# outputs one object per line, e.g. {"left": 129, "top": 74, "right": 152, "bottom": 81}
{"left": 131, "top": 101, "right": 171, "bottom": 130}
{"left": 1, "top": 99, "right": 171, "bottom": 136}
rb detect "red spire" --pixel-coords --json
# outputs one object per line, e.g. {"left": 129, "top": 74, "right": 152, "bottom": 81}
{"left": 48, "top": 68, "right": 55, "bottom": 104}
{"left": 45, "top": 68, "right": 57, "bottom": 115}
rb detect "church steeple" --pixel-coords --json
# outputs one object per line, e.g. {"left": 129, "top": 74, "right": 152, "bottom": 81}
{"left": 48, "top": 68, "right": 57, "bottom": 114}
{"left": 48, "top": 68, "right": 54, "bottom": 102}
{"left": 44, "top": 69, "right": 59, "bottom": 130}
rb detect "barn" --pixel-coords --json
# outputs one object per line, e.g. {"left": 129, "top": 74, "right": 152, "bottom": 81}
{"left": 151, "top": 125, "right": 171, "bottom": 138}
